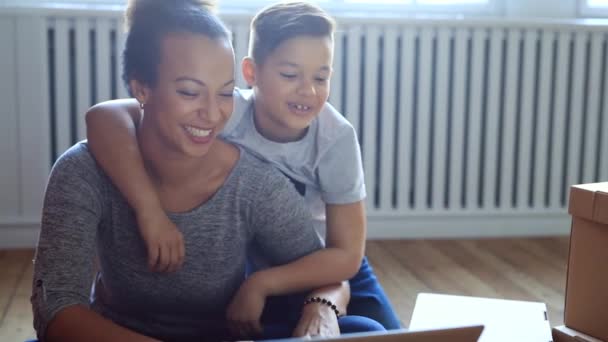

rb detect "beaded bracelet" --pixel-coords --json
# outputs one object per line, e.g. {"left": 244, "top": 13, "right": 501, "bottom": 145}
{"left": 303, "top": 296, "right": 342, "bottom": 318}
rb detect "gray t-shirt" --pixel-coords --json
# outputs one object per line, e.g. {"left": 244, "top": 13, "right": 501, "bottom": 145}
{"left": 222, "top": 89, "right": 366, "bottom": 241}
{"left": 31, "top": 142, "right": 322, "bottom": 341}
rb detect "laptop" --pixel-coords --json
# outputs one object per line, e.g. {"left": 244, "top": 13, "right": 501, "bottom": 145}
{"left": 264, "top": 325, "right": 484, "bottom": 342}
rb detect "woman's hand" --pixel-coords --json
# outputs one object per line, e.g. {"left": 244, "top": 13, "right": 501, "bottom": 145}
{"left": 226, "top": 273, "right": 269, "bottom": 338}
{"left": 136, "top": 210, "right": 185, "bottom": 273}
{"left": 292, "top": 302, "right": 340, "bottom": 338}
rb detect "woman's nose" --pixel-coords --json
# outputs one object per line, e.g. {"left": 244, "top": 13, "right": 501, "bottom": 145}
{"left": 198, "top": 98, "right": 221, "bottom": 123}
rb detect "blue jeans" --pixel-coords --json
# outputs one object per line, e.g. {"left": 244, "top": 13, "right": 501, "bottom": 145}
{"left": 261, "top": 292, "right": 384, "bottom": 339}
{"left": 347, "top": 257, "right": 402, "bottom": 329}
{"left": 259, "top": 257, "right": 401, "bottom": 332}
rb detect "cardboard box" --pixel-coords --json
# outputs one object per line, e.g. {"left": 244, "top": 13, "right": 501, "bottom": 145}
{"left": 409, "top": 293, "right": 552, "bottom": 342}
{"left": 565, "top": 183, "right": 608, "bottom": 341}
{"left": 552, "top": 325, "right": 605, "bottom": 342}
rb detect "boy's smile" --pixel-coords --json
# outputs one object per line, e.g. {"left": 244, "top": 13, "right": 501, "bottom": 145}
{"left": 287, "top": 102, "right": 314, "bottom": 116}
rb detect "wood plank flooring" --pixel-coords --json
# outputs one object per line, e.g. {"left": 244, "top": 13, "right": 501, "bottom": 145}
{"left": 0, "top": 237, "right": 569, "bottom": 340}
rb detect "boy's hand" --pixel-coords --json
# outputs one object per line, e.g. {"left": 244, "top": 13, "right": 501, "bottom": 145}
{"left": 226, "top": 274, "right": 268, "bottom": 338}
{"left": 136, "top": 211, "right": 185, "bottom": 273}
{"left": 292, "top": 303, "right": 340, "bottom": 338}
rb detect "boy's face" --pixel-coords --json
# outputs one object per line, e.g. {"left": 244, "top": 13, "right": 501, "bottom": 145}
{"left": 252, "top": 35, "right": 333, "bottom": 137}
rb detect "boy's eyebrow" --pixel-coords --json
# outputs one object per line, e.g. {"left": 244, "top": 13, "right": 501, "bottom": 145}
{"left": 278, "top": 61, "right": 331, "bottom": 72}
{"left": 277, "top": 61, "right": 299, "bottom": 69}
{"left": 174, "top": 77, "right": 235, "bottom": 87}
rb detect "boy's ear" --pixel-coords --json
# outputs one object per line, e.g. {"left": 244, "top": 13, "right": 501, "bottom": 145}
{"left": 242, "top": 57, "right": 257, "bottom": 87}
{"left": 129, "top": 79, "right": 150, "bottom": 105}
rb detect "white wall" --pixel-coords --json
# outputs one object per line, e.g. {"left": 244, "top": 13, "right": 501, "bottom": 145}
{"left": 0, "top": 0, "right": 590, "bottom": 18}
{"left": 505, "top": 0, "right": 579, "bottom": 18}
{"left": 0, "top": 0, "right": 593, "bottom": 249}
{"left": 0, "top": 14, "right": 52, "bottom": 248}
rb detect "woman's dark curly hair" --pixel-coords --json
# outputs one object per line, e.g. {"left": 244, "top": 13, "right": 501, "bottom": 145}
{"left": 122, "top": 0, "right": 231, "bottom": 95}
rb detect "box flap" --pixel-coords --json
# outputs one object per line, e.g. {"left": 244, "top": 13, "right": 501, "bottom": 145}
{"left": 563, "top": 218, "right": 608, "bottom": 340}
{"left": 569, "top": 183, "right": 608, "bottom": 224}
{"left": 552, "top": 326, "right": 605, "bottom": 342}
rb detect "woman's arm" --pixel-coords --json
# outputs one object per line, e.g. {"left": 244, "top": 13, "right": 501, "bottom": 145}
{"left": 305, "top": 282, "right": 351, "bottom": 318}
{"left": 292, "top": 282, "right": 351, "bottom": 337}
{"left": 85, "top": 100, "right": 184, "bottom": 272}
{"left": 47, "top": 306, "right": 158, "bottom": 342}
{"left": 32, "top": 144, "right": 157, "bottom": 342}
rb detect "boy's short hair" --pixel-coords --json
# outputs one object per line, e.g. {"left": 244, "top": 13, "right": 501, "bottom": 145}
{"left": 249, "top": 1, "right": 336, "bottom": 65}
{"left": 123, "top": 0, "right": 231, "bottom": 95}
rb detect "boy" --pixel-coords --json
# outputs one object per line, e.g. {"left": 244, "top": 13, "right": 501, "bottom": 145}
{"left": 85, "top": 1, "right": 401, "bottom": 336}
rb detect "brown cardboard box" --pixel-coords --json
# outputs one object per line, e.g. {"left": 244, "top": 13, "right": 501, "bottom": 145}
{"left": 565, "top": 183, "right": 608, "bottom": 341}
{"left": 552, "top": 325, "right": 605, "bottom": 342}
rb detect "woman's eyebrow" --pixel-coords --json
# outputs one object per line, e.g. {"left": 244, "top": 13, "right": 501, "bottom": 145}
{"left": 175, "top": 76, "right": 205, "bottom": 86}
{"left": 174, "top": 77, "right": 235, "bottom": 87}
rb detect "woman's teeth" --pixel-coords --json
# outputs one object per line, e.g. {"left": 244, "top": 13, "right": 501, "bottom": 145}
{"left": 185, "top": 126, "right": 211, "bottom": 137}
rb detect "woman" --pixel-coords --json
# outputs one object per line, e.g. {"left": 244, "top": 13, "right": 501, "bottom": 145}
{"left": 30, "top": 1, "right": 382, "bottom": 341}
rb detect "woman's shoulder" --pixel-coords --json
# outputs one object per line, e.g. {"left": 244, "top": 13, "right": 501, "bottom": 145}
{"left": 53, "top": 141, "right": 99, "bottom": 173}
{"left": 231, "top": 147, "right": 288, "bottom": 187}
{"left": 50, "top": 141, "right": 108, "bottom": 188}
{"left": 44, "top": 141, "right": 111, "bottom": 211}
{"left": 235, "top": 147, "right": 278, "bottom": 174}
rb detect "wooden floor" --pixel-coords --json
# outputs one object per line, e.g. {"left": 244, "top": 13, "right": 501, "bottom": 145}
{"left": 0, "top": 237, "right": 569, "bottom": 340}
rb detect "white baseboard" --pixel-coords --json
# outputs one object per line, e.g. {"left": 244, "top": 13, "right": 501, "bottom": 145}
{"left": 366, "top": 213, "right": 571, "bottom": 239}
{"left": 0, "top": 221, "right": 40, "bottom": 249}
{"left": 0, "top": 214, "right": 571, "bottom": 249}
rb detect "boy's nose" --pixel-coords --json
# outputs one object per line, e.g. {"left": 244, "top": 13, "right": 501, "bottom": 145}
{"left": 297, "top": 81, "right": 316, "bottom": 97}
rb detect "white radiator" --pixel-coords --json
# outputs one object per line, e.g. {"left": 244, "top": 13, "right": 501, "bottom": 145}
{"left": 2, "top": 7, "right": 608, "bottom": 246}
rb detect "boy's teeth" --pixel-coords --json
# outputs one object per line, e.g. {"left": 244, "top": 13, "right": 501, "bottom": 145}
{"left": 185, "top": 126, "right": 211, "bottom": 137}
{"left": 294, "top": 104, "right": 310, "bottom": 111}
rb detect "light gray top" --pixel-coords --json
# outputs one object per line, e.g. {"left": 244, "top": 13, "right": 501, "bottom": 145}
{"left": 31, "top": 142, "right": 322, "bottom": 341}
{"left": 222, "top": 89, "right": 366, "bottom": 241}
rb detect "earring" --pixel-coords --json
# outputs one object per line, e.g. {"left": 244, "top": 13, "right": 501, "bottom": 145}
{"left": 139, "top": 102, "right": 145, "bottom": 110}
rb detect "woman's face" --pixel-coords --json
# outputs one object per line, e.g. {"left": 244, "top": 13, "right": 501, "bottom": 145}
{"left": 143, "top": 32, "right": 235, "bottom": 158}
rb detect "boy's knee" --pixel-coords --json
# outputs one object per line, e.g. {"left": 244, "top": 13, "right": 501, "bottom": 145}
{"left": 338, "top": 315, "right": 386, "bottom": 333}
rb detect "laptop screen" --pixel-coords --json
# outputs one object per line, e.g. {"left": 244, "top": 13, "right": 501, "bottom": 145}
{"left": 262, "top": 325, "right": 483, "bottom": 342}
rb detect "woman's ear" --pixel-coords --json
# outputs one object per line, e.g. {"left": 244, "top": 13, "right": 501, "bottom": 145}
{"left": 129, "top": 79, "right": 150, "bottom": 105}
{"left": 242, "top": 57, "right": 257, "bottom": 87}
